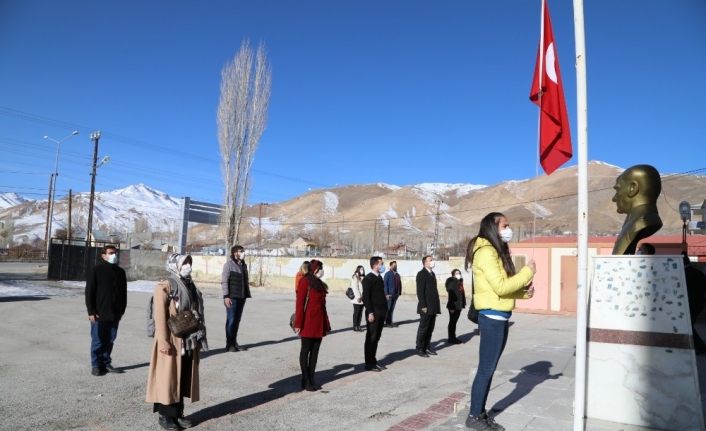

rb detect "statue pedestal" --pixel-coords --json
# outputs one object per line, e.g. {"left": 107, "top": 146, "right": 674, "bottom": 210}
{"left": 587, "top": 256, "right": 704, "bottom": 431}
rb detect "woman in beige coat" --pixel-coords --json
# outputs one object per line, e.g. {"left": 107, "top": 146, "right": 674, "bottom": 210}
{"left": 146, "top": 253, "right": 208, "bottom": 430}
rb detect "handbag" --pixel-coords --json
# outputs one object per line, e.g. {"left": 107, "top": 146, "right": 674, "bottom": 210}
{"left": 467, "top": 269, "right": 479, "bottom": 324}
{"left": 290, "top": 283, "right": 311, "bottom": 332}
{"left": 345, "top": 287, "right": 355, "bottom": 300}
{"left": 168, "top": 309, "right": 200, "bottom": 338}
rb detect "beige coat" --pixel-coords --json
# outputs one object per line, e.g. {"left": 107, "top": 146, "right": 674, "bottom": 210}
{"left": 145, "top": 280, "right": 200, "bottom": 404}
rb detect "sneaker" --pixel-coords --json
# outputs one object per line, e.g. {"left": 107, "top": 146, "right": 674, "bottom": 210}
{"left": 426, "top": 349, "right": 438, "bottom": 356}
{"left": 465, "top": 414, "right": 491, "bottom": 430}
{"left": 91, "top": 367, "right": 106, "bottom": 376}
{"left": 175, "top": 416, "right": 193, "bottom": 428}
{"left": 480, "top": 411, "right": 505, "bottom": 431}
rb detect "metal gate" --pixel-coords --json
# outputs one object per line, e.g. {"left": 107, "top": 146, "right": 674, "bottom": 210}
{"left": 47, "top": 238, "right": 118, "bottom": 281}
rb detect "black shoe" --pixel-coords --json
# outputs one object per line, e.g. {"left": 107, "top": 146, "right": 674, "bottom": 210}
{"left": 365, "top": 365, "right": 382, "bottom": 372}
{"left": 158, "top": 415, "right": 179, "bottom": 430}
{"left": 105, "top": 364, "right": 124, "bottom": 374}
{"left": 465, "top": 414, "right": 491, "bottom": 430}
{"left": 416, "top": 349, "right": 429, "bottom": 358}
{"left": 375, "top": 364, "right": 386, "bottom": 371}
{"left": 91, "top": 367, "right": 106, "bottom": 376}
{"left": 426, "top": 349, "right": 438, "bottom": 356}
{"left": 480, "top": 411, "right": 505, "bottom": 431}
{"left": 227, "top": 345, "right": 238, "bottom": 352}
{"left": 175, "top": 416, "right": 193, "bottom": 428}
{"left": 234, "top": 343, "right": 247, "bottom": 351}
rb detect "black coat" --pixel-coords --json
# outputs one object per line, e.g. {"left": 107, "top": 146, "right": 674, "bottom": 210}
{"left": 362, "top": 272, "right": 388, "bottom": 317}
{"left": 85, "top": 260, "right": 127, "bottom": 321}
{"left": 445, "top": 277, "right": 467, "bottom": 311}
{"left": 416, "top": 268, "right": 441, "bottom": 315}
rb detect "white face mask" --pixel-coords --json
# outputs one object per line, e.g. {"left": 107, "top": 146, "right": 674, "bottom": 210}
{"left": 106, "top": 254, "right": 117, "bottom": 264}
{"left": 317, "top": 269, "right": 325, "bottom": 278}
{"left": 358, "top": 269, "right": 364, "bottom": 276}
{"left": 180, "top": 264, "right": 192, "bottom": 278}
{"left": 454, "top": 273, "right": 462, "bottom": 280}
{"left": 499, "top": 228, "right": 513, "bottom": 243}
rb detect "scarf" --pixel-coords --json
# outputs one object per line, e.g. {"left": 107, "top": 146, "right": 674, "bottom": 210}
{"left": 165, "top": 253, "right": 209, "bottom": 352}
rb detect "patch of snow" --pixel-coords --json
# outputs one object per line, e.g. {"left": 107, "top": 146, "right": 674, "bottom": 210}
{"left": 376, "top": 183, "right": 401, "bottom": 190}
{"left": 0, "top": 192, "right": 26, "bottom": 209}
{"left": 525, "top": 202, "right": 553, "bottom": 218}
{"left": 589, "top": 160, "right": 623, "bottom": 170}
{"left": 246, "top": 217, "right": 282, "bottom": 235}
{"left": 323, "top": 191, "right": 339, "bottom": 214}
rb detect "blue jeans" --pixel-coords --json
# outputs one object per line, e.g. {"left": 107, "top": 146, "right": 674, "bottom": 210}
{"left": 469, "top": 314, "right": 509, "bottom": 416}
{"left": 90, "top": 320, "right": 119, "bottom": 368}
{"left": 385, "top": 296, "right": 398, "bottom": 324}
{"left": 225, "top": 297, "right": 246, "bottom": 346}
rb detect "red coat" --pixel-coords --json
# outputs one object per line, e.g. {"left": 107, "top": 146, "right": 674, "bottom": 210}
{"left": 294, "top": 276, "right": 331, "bottom": 338}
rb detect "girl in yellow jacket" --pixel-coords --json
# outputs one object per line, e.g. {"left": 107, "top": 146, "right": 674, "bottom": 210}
{"left": 463, "top": 212, "right": 535, "bottom": 431}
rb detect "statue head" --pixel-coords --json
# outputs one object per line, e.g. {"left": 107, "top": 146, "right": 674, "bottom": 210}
{"left": 612, "top": 164, "right": 661, "bottom": 214}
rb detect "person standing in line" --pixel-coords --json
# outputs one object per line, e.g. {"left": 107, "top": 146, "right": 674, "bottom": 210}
{"left": 221, "top": 245, "right": 251, "bottom": 352}
{"left": 295, "top": 261, "right": 310, "bottom": 290}
{"left": 683, "top": 252, "right": 706, "bottom": 355}
{"left": 85, "top": 244, "right": 127, "bottom": 376}
{"left": 293, "top": 259, "right": 331, "bottom": 391}
{"left": 415, "top": 255, "right": 441, "bottom": 357}
{"left": 146, "top": 253, "right": 208, "bottom": 430}
{"left": 350, "top": 265, "right": 366, "bottom": 331}
{"left": 446, "top": 268, "right": 467, "bottom": 344}
{"left": 362, "top": 256, "right": 388, "bottom": 372}
{"left": 384, "top": 260, "right": 403, "bottom": 328}
{"left": 464, "top": 212, "right": 535, "bottom": 431}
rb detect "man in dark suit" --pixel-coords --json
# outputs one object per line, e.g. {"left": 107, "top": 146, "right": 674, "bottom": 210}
{"left": 85, "top": 245, "right": 127, "bottom": 376}
{"left": 416, "top": 255, "right": 441, "bottom": 357}
{"left": 362, "top": 256, "right": 388, "bottom": 371}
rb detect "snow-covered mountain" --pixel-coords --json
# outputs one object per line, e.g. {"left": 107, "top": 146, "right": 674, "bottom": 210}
{"left": 0, "top": 192, "right": 26, "bottom": 210}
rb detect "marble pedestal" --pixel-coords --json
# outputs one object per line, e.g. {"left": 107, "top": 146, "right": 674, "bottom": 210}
{"left": 587, "top": 256, "right": 704, "bottom": 431}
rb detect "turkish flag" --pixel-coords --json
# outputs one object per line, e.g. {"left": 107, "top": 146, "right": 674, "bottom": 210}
{"left": 530, "top": 0, "right": 572, "bottom": 175}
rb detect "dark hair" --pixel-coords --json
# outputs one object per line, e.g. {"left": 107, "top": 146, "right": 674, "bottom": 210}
{"left": 101, "top": 245, "right": 117, "bottom": 255}
{"left": 306, "top": 259, "right": 327, "bottom": 291}
{"left": 353, "top": 265, "right": 365, "bottom": 278}
{"left": 638, "top": 243, "right": 655, "bottom": 255}
{"left": 464, "top": 212, "right": 515, "bottom": 276}
{"left": 389, "top": 260, "right": 397, "bottom": 267}
{"left": 369, "top": 256, "right": 382, "bottom": 269}
{"left": 231, "top": 245, "right": 244, "bottom": 254}
{"left": 422, "top": 255, "right": 432, "bottom": 265}
{"left": 451, "top": 268, "right": 461, "bottom": 277}
{"left": 183, "top": 255, "right": 193, "bottom": 266}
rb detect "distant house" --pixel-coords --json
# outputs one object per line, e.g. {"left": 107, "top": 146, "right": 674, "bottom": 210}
{"left": 290, "top": 237, "right": 317, "bottom": 256}
{"left": 384, "top": 242, "right": 416, "bottom": 258}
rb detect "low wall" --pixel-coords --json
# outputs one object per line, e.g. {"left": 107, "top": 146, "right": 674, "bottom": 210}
{"left": 121, "top": 249, "right": 170, "bottom": 281}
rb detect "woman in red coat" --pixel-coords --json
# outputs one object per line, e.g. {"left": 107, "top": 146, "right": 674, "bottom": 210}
{"left": 293, "top": 259, "right": 331, "bottom": 391}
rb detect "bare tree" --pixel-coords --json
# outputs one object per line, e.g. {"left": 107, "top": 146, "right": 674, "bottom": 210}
{"left": 218, "top": 40, "right": 272, "bottom": 248}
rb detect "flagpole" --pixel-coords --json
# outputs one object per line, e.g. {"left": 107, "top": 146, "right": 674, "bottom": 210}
{"left": 572, "top": 0, "right": 589, "bottom": 429}
{"left": 532, "top": 0, "right": 546, "bottom": 241}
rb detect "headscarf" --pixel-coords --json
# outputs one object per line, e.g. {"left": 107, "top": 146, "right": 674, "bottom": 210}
{"left": 164, "top": 253, "right": 208, "bottom": 352}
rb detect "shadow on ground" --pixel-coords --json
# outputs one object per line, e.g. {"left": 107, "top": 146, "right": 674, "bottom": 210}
{"left": 490, "top": 360, "right": 562, "bottom": 413}
{"left": 190, "top": 362, "right": 361, "bottom": 424}
{"left": 0, "top": 295, "right": 50, "bottom": 302}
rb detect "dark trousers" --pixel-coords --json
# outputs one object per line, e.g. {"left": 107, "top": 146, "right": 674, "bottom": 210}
{"left": 90, "top": 320, "right": 119, "bottom": 368}
{"left": 448, "top": 309, "right": 461, "bottom": 340}
{"left": 364, "top": 314, "right": 385, "bottom": 367}
{"left": 353, "top": 304, "right": 364, "bottom": 328}
{"left": 385, "top": 296, "right": 399, "bottom": 325}
{"left": 225, "top": 297, "right": 246, "bottom": 346}
{"left": 154, "top": 351, "right": 193, "bottom": 418}
{"left": 416, "top": 314, "right": 436, "bottom": 351}
{"left": 470, "top": 315, "right": 509, "bottom": 416}
{"left": 300, "top": 337, "right": 322, "bottom": 386}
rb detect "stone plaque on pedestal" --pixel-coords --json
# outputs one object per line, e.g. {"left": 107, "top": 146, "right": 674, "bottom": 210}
{"left": 587, "top": 255, "right": 704, "bottom": 431}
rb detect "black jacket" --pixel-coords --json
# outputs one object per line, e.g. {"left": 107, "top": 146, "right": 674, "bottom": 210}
{"left": 416, "top": 268, "right": 441, "bottom": 315}
{"left": 221, "top": 257, "right": 251, "bottom": 299}
{"left": 85, "top": 260, "right": 127, "bottom": 321}
{"left": 362, "top": 272, "right": 387, "bottom": 317}
{"left": 445, "top": 277, "right": 467, "bottom": 311}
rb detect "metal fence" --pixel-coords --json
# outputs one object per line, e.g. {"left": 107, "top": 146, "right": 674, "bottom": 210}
{"left": 47, "top": 238, "right": 118, "bottom": 281}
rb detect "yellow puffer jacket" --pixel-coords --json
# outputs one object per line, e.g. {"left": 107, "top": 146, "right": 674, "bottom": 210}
{"left": 471, "top": 237, "right": 533, "bottom": 312}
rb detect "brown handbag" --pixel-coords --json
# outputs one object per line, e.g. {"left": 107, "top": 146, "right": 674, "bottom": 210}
{"left": 168, "top": 309, "right": 200, "bottom": 338}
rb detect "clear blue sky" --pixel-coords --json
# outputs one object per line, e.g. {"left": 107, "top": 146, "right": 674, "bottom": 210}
{"left": 1, "top": 0, "right": 704, "bottom": 205}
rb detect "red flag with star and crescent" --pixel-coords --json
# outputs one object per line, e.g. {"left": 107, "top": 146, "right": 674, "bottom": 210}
{"left": 530, "top": 0, "right": 572, "bottom": 175}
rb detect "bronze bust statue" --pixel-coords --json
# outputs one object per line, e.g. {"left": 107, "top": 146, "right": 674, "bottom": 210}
{"left": 612, "top": 164, "right": 663, "bottom": 255}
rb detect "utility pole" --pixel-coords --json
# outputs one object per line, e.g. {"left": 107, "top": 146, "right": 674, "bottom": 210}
{"left": 432, "top": 199, "right": 442, "bottom": 256}
{"left": 387, "top": 220, "right": 391, "bottom": 250}
{"left": 257, "top": 202, "right": 267, "bottom": 286}
{"left": 85, "top": 131, "right": 101, "bottom": 244}
{"left": 44, "top": 173, "right": 54, "bottom": 249}
{"left": 68, "top": 189, "right": 73, "bottom": 240}
{"left": 373, "top": 219, "right": 378, "bottom": 254}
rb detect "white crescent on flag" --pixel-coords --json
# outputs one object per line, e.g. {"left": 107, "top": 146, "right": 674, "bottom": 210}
{"left": 545, "top": 42, "right": 557, "bottom": 84}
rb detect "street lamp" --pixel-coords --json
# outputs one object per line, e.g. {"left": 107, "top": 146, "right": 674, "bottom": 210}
{"left": 44, "top": 130, "right": 79, "bottom": 249}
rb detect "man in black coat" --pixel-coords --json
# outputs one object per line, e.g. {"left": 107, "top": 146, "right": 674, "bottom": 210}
{"left": 85, "top": 245, "right": 127, "bottom": 376}
{"left": 221, "top": 245, "right": 251, "bottom": 352}
{"left": 415, "top": 255, "right": 441, "bottom": 357}
{"left": 362, "top": 256, "right": 388, "bottom": 371}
